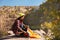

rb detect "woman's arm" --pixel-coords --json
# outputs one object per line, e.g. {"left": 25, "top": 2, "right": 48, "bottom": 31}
{"left": 23, "top": 24, "right": 29, "bottom": 29}
{"left": 17, "top": 20, "right": 26, "bottom": 33}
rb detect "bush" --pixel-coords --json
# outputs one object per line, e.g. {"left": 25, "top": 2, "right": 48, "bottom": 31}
{"left": 0, "top": 29, "right": 8, "bottom": 38}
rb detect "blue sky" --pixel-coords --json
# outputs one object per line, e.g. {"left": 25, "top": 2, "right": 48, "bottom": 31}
{"left": 0, "top": 0, "right": 46, "bottom": 6}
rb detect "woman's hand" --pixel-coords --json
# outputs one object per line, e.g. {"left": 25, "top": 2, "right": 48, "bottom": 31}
{"left": 23, "top": 24, "right": 29, "bottom": 28}
{"left": 23, "top": 31, "right": 27, "bottom": 33}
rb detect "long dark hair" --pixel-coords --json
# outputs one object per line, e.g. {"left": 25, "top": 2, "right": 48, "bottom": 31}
{"left": 11, "top": 16, "right": 23, "bottom": 31}
{"left": 16, "top": 16, "right": 22, "bottom": 20}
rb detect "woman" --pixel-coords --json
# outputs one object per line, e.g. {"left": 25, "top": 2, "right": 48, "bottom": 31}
{"left": 12, "top": 13, "right": 29, "bottom": 37}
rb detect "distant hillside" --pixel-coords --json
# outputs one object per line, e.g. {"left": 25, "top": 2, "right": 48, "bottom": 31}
{"left": 0, "top": 6, "right": 39, "bottom": 30}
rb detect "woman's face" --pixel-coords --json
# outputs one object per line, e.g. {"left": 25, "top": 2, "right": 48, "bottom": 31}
{"left": 20, "top": 16, "right": 25, "bottom": 20}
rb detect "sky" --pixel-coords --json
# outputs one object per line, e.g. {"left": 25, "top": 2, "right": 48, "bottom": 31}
{"left": 0, "top": 0, "right": 46, "bottom": 6}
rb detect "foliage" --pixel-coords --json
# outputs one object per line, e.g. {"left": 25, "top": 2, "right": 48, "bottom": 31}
{"left": 38, "top": 0, "right": 60, "bottom": 40}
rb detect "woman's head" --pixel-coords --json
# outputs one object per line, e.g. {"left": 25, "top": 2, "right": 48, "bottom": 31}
{"left": 17, "top": 13, "right": 25, "bottom": 21}
{"left": 20, "top": 16, "right": 25, "bottom": 20}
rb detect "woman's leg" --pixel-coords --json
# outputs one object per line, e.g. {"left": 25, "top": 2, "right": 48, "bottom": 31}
{"left": 15, "top": 31, "right": 23, "bottom": 36}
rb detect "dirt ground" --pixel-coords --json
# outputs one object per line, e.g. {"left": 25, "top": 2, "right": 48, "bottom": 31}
{"left": 0, "top": 30, "right": 46, "bottom": 40}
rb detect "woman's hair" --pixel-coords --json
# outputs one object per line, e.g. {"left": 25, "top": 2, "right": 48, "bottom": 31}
{"left": 16, "top": 16, "right": 22, "bottom": 20}
{"left": 11, "top": 16, "right": 23, "bottom": 30}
